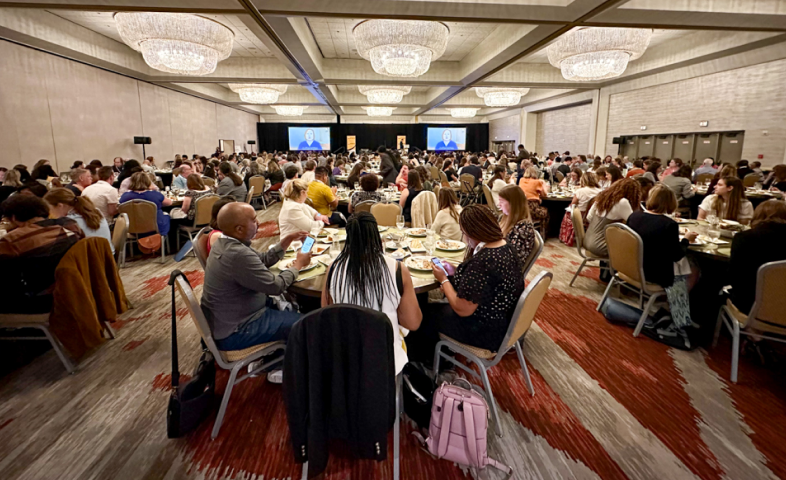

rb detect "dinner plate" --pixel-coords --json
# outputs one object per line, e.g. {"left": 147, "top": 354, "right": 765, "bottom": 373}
{"left": 407, "top": 238, "right": 427, "bottom": 253}
{"left": 435, "top": 240, "right": 466, "bottom": 252}
{"left": 389, "top": 248, "right": 410, "bottom": 261}
{"left": 320, "top": 233, "right": 347, "bottom": 244}
{"left": 406, "top": 255, "right": 434, "bottom": 272}
{"left": 406, "top": 228, "right": 428, "bottom": 237}
{"left": 377, "top": 226, "right": 388, "bottom": 232}
{"left": 316, "top": 228, "right": 338, "bottom": 237}
{"left": 279, "top": 257, "right": 320, "bottom": 272}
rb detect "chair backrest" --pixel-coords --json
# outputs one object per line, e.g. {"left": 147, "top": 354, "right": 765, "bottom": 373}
{"left": 696, "top": 173, "right": 714, "bottom": 184}
{"left": 495, "top": 271, "right": 553, "bottom": 360}
{"left": 521, "top": 231, "right": 543, "bottom": 278}
{"left": 112, "top": 213, "right": 129, "bottom": 257}
{"left": 605, "top": 223, "right": 646, "bottom": 287}
{"left": 118, "top": 199, "right": 159, "bottom": 235}
{"left": 482, "top": 184, "right": 498, "bottom": 215}
{"left": 248, "top": 176, "right": 266, "bottom": 194}
{"left": 411, "top": 190, "right": 437, "bottom": 228}
{"left": 749, "top": 260, "right": 786, "bottom": 329}
{"left": 193, "top": 194, "right": 219, "bottom": 227}
{"left": 370, "top": 202, "right": 402, "bottom": 226}
{"left": 354, "top": 200, "right": 376, "bottom": 213}
{"left": 555, "top": 171, "right": 565, "bottom": 182}
{"left": 429, "top": 166, "right": 440, "bottom": 180}
{"left": 743, "top": 173, "right": 762, "bottom": 187}
{"left": 245, "top": 186, "right": 254, "bottom": 204}
{"left": 174, "top": 274, "right": 232, "bottom": 368}
{"left": 193, "top": 227, "right": 211, "bottom": 269}
{"left": 202, "top": 177, "right": 215, "bottom": 188}
{"left": 305, "top": 197, "right": 314, "bottom": 207}
{"left": 438, "top": 170, "right": 449, "bottom": 185}
{"left": 460, "top": 173, "right": 475, "bottom": 188}
{"left": 508, "top": 162, "right": 517, "bottom": 171}
{"left": 571, "top": 206, "right": 586, "bottom": 255}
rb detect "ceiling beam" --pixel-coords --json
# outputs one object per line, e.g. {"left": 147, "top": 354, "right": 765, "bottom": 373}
{"left": 0, "top": 0, "right": 246, "bottom": 13}
{"left": 586, "top": 9, "right": 786, "bottom": 33}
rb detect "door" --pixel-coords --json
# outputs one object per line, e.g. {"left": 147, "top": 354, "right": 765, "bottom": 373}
{"left": 673, "top": 134, "right": 695, "bottom": 166}
{"left": 718, "top": 132, "right": 744, "bottom": 164}
{"left": 637, "top": 135, "right": 654, "bottom": 158}
{"left": 694, "top": 133, "right": 720, "bottom": 166}
{"left": 622, "top": 136, "right": 639, "bottom": 158}
{"left": 654, "top": 134, "right": 674, "bottom": 160}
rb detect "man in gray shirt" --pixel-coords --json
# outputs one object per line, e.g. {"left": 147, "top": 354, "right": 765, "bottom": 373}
{"left": 201, "top": 202, "right": 311, "bottom": 350}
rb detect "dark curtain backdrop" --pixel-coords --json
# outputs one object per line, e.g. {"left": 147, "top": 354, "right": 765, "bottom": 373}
{"left": 256, "top": 122, "right": 489, "bottom": 153}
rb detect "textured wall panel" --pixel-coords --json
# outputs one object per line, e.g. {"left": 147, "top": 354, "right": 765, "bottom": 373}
{"left": 489, "top": 114, "right": 521, "bottom": 149}
{"left": 536, "top": 103, "right": 592, "bottom": 157}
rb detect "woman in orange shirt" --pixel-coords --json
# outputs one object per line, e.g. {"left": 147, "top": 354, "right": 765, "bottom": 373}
{"left": 518, "top": 166, "right": 549, "bottom": 237}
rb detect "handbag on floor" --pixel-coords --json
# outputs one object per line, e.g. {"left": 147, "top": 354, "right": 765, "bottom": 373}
{"left": 166, "top": 270, "right": 215, "bottom": 438}
{"left": 419, "top": 379, "right": 512, "bottom": 479}
{"left": 402, "top": 363, "right": 435, "bottom": 430}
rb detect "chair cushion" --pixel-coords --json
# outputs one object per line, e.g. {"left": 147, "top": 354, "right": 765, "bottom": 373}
{"left": 617, "top": 272, "right": 665, "bottom": 293}
{"left": 725, "top": 299, "right": 748, "bottom": 325}
{"left": 0, "top": 313, "right": 51, "bottom": 325}
{"left": 439, "top": 333, "right": 496, "bottom": 359}
{"left": 221, "top": 341, "right": 284, "bottom": 362}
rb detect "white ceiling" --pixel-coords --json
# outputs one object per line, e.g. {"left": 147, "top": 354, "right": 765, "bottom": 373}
{"left": 620, "top": 0, "right": 786, "bottom": 15}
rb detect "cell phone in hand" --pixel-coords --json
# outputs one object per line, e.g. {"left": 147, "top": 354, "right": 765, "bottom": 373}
{"left": 432, "top": 257, "right": 447, "bottom": 274}
{"left": 301, "top": 236, "right": 316, "bottom": 254}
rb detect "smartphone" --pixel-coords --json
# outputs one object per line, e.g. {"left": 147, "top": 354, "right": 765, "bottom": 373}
{"left": 301, "top": 236, "right": 316, "bottom": 254}
{"left": 431, "top": 257, "right": 447, "bottom": 275}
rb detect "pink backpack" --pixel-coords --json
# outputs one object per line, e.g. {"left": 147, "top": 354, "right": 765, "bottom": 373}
{"left": 422, "top": 379, "right": 512, "bottom": 478}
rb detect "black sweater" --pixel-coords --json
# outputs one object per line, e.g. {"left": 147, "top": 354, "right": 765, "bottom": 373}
{"left": 730, "top": 222, "right": 786, "bottom": 314}
{"left": 627, "top": 211, "right": 690, "bottom": 287}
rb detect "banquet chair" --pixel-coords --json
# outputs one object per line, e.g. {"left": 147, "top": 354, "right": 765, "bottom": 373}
{"left": 713, "top": 260, "right": 786, "bottom": 383}
{"left": 118, "top": 199, "right": 169, "bottom": 264}
{"left": 554, "top": 171, "right": 565, "bottom": 183}
{"left": 597, "top": 224, "right": 666, "bottom": 337}
{"left": 305, "top": 197, "right": 315, "bottom": 208}
{"left": 193, "top": 227, "right": 211, "bottom": 270}
{"left": 482, "top": 184, "right": 501, "bottom": 219}
{"left": 569, "top": 206, "right": 609, "bottom": 287}
{"left": 459, "top": 174, "right": 478, "bottom": 205}
{"left": 112, "top": 213, "right": 129, "bottom": 268}
{"left": 354, "top": 200, "right": 376, "bottom": 214}
{"left": 695, "top": 173, "right": 714, "bottom": 184}
{"left": 248, "top": 176, "right": 267, "bottom": 210}
{"left": 0, "top": 313, "right": 74, "bottom": 373}
{"left": 173, "top": 273, "right": 286, "bottom": 439}
{"left": 202, "top": 177, "right": 215, "bottom": 188}
{"left": 522, "top": 231, "right": 544, "bottom": 279}
{"left": 245, "top": 186, "right": 254, "bottom": 205}
{"left": 432, "top": 184, "right": 441, "bottom": 196}
{"left": 438, "top": 170, "right": 449, "bottom": 186}
{"left": 743, "top": 173, "right": 762, "bottom": 188}
{"left": 177, "top": 194, "right": 218, "bottom": 252}
{"left": 434, "top": 271, "right": 552, "bottom": 437}
{"left": 429, "top": 166, "right": 440, "bottom": 180}
{"left": 371, "top": 203, "right": 402, "bottom": 227}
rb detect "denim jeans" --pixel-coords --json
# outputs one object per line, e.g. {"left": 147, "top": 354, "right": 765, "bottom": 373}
{"left": 215, "top": 304, "right": 300, "bottom": 351}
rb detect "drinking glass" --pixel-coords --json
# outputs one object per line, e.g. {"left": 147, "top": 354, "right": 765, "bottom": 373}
{"left": 310, "top": 224, "right": 321, "bottom": 238}
{"left": 354, "top": 182, "right": 360, "bottom": 191}
{"left": 396, "top": 215, "right": 405, "bottom": 232}
{"left": 424, "top": 232, "right": 435, "bottom": 256}
{"left": 329, "top": 238, "right": 341, "bottom": 260}
{"left": 754, "top": 182, "right": 763, "bottom": 191}
{"left": 707, "top": 224, "right": 721, "bottom": 251}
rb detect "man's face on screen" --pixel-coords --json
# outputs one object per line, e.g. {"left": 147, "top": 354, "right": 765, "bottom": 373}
{"left": 305, "top": 129, "right": 314, "bottom": 142}
{"left": 442, "top": 130, "right": 451, "bottom": 144}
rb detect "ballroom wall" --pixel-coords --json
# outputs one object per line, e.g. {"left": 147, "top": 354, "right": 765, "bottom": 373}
{"left": 535, "top": 103, "right": 592, "bottom": 157}
{"left": 488, "top": 114, "right": 521, "bottom": 148}
{"left": 0, "top": 40, "right": 259, "bottom": 172}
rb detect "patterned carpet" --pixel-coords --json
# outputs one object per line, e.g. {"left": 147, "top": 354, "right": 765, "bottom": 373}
{"left": 0, "top": 202, "right": 784, "bottom": 480}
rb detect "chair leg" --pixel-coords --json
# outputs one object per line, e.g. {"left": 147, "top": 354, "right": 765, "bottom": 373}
{"left": 515, "top": 341, "right": 535, "bottom": 396}
{"left": 432, "top": 342, "right": 445, "bottom": 382}
{"left": 104, "top": 322, "right": 116, "bottom": 339}
{"left": 633, "top": 292, "right": 661, "bottom": 337}
{"left": 597, "top": 277, "right": 616, "bottom": 311}
{"left": 301, "top": 462, "right": 308, "bottom": 480}
{"left": 393, "top": 375, "right": 401, "bottom": 480}
{"left": 713, "top": 308, "right": 728, "bottom": 348}
{"left": 212, "top": 365, "right": 240, "bottom": 439}
{"left": 731, "top": 320, "right": 741, "bottom": 383}
{"left": 177, "top": 231, "right": 181, "bottom": 251}
{"left": 160, "top": 235, "right": 167, "bottom": 264}
{"left": 41, "top": 326, "right": 75, "bottom": 374}
{"left": 569, "top": 258, "right": 587, "bottom": 287}
{"left": 478, "top": 364, "right": 503, "bottom": 437}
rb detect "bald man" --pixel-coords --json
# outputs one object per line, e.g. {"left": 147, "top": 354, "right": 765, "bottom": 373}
{"left": 201, "top": 203, "right": 311, "bottom": 352}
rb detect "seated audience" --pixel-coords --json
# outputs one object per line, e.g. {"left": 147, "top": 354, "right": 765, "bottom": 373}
{"left": 301, "top": 160, "right": 317, "bottom": 184}
{"left": 205, "top": 197, "right": 235, "bottom": 255}
{"left": 0, "top": 195, "right": 83, "bottom": 313}
{"left": 559, "top": 168, "right": 582, "bottom": 187}
{"left": 217, "top": 162, "right": 248, "bottom": 202}
{"left": 635, "top": 176, "right": 655, "bottom": 204}
{"left": 201, "top": 202, "right": 310, "bottom": 351}
{"left": 349, "top": 174, "right": 384, "bottom": 213}
{"left": 281, "top": 165, "right": 298, "bottom": 194}
{"left": 173, "top": 174, "right": 212, "bottom": 221}
{"left": 399, "top": 170, "right": 423, "bottom": 223}
{"left": 116, "top": 160, "right": 146, "bottom": 194}
{"left": 736, "top": 159, "right": 754, "bottom": 180}
{"left": 693, "top": 158, "right": 717, "bottom": 181}
{"left": 266, "top": 160, "right": 285, "bottom": 187}
{"left": 584, "top": 178, "right": 642, "bottom": 259}
{"left": 0, "top": 168, "right": 23, "bottom": 204}
{"left": 112, "top": 157, "right": 124, "bottom": 175}
{"left": 119, "top": 172, "right": 172, "bottom": 235}
{"left": 662, "top": 165, "right": 696, "bottom": 205}
{"left": 395, "top": 165, "right": 410, "bottom": 191}
{"left": 347, "top": 163, "right": 366, "bottom": 188}
{"left": 18, "top": 182, "right": 48, "bottom": 198}
{"left": 308, "top": 167, "right": 344, "bottom": 226}
{"left": 763, "top": 164, "right": 786, "bottom": 192}
{"left": 627, "top": 185, "right": 698, "bottom": 348}
{"left": 517, "top": 166, "right": 549, "bottom": 237}
{"left": 44, "top": 188, "right": 113, "bottom": 254}
{"left": 322, "top": 212, "right": 422, "bottom": 374}
{"left": 462, "top": 156, "right": 483, "bottom": 184}
{"left": 67, "top": 168, "right": 93, "bottom": 196}
{"left": 560, "top": 171, "right": 601, "bottom": 246}
{"left": 443, "top": 160, "right": 458, "bottom": 183}
{"left": 172, "top": 162, "right": 192, "bottom": 190}
{"left": 626, "top": 159, "right": 645, "bottom": 178}
{"left": 660, "top": 158, "right": 684, "bottom": 178}
{"left": 606, "top": 165, "right": 624, "bottom": 185}
{"left": 142, "top": 157, "right": 156, "bottom": 173}
{"left": 707, "top": 164, "right": 735, "bottom": 194}
{"left": 82, "top": 166, "right": 119, "bottom": 221}
{"left": 487, "top": 165, "right": 507, "bottom": 208}
{"left": 750, "top": 161, "right": 763, "bottom": 176}
{"left": 407, "top": 205, "right": 524, "bottom": 361}
{"left": 698, "top": 176, "right": 754, "bottom": 225}
{"left": 415, "top": 166, "right": 432, "bottom": 192}
{"left": 499, "top": 185, "right": 537, "bottom": 266}
{"left": 642, "top": 160, "right": 661, "bottom": 184}
{"left": 431, "top": 188, "right": 462, "bottom": 241}
{"left": 730, "top": 200, "right": 786, "bottom": 315}
{"left": 279, "top": 179, "right": 330, "bottom": 237}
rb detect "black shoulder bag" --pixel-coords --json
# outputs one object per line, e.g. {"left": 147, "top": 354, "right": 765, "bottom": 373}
{"left": 167, "top": 270, "right": 216, "bottom": 438}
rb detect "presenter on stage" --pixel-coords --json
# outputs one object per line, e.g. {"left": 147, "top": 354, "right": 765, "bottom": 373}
{"left": 298, "top": 128, "right": 322, "bottom": 151}
{"left": 434, "top": 129, "right": 458, "bottom": 151}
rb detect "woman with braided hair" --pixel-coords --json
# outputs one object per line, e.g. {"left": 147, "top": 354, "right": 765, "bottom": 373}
{"left": 406, "top": 204, "right": 525, "bottom": 363}
{"left": 584, "top": 178, "right": 642, "bottom": 260}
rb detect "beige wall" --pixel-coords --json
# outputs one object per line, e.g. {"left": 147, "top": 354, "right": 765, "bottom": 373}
{"left": 535, "top": 103, "right": 592, "bottom": 156}
{"left": 489, "top": 114, "right": 521, "bottom": 148}
{"left": 604, "top": 58, "right": 786, "bottom": 166}
{"left": 0, "top": 40, "right": 259, "bottom": 172}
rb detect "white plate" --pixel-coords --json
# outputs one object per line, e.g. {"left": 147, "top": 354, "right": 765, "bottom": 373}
{"left": 407, "top": 238, "right": 427, "bottom": 253}
{"left": 720, "top": 219, "right": 740, "bottom": 226}
{"left": 310, "top": 245, "right": 330, "bottom": 256}
{"left": 316, "top": 228, "right": 338, "bottom": 237}
{"left": 406, "top": 255, "right": 434, "bottom": 271}
{"left": 320, "top": 233, "right": 347, "bottom": 244}
{"left": 378, "top": 226, "right": 388, "bottom": 233}
{"left": 279, "top": 257, "right": 320, "bottom": 272}
{"left": 389, "top": 249, "right": 410, "bottom": 261}
{"left": 406, "top": 228, "right": 428, "bottom": 237}
{"left": 436, "top": 240, "right": 466, "bottom": 252}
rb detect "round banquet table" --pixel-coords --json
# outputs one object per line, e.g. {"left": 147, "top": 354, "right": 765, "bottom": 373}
{"left": 688, "top": 187, "right": 782, "bottom": 218}
{"left": 541, "top": 194, "right": 573, "bottom": 238}
{"left": 282, "top": 229, "right": 467, "bottom": 298}
{"left": 155, "top": 171, "right": 174, "bottom": 187}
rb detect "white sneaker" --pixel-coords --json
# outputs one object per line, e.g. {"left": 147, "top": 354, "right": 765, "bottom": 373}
{"left": 267, "top": 370, "right": 283, "bottom": 384}
{"left": 248, "top": 360, "right": 263, "bottom": 377}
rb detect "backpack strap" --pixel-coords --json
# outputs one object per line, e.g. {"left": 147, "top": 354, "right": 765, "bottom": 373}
{"left": 436, "top": 396, "right": 455, "bottom": 459}
{"left": 395, "top": 261, "right": 404, "bottom": 296}
{"left": 167, "top": 270, "right": 192, "bottom": 390}
{"left": 461, "top": 402, "right": 481, "bottom": 467}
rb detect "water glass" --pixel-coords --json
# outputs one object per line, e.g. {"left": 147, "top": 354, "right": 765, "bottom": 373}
{"left": 707, "top": 224, "right": 721, "bottom": 250}
{"left": 424, "top": 232, "right": 435, "bottom": 256}
{"left": 396, "top": 215, "right": 405, "bottom": 232}
{"left": 329, "top": 239, "right": 341, "bottom": 260}
{"left": 754, "top": 182, "right": 763, "bottom": 191}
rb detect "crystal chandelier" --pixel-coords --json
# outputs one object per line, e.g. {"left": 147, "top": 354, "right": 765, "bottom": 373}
{"left": 547, "top": 27, "right": 652, "bottom": 81}
{"left": 475, "top": 87, "right": 530, "bottom": 107}
{"left": 448, "top": 108, "right": 479, "bottom": 118}
{"left": 353, "top": 20, "right": 449, "bottom": 77}
{"left": 228, "top": 84, "right": 287, "bottom": 104}
{"left": 358, "top": 85, "right": 412, "bottom": 104}
{"left": 362, "top": 106, "right": 396, "bottom": 117}
{"left": 115, "top": 13, "right": 234, "bottom": 76}
{"left": 274, "top": 105, "right": 306, "bottom": 116}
